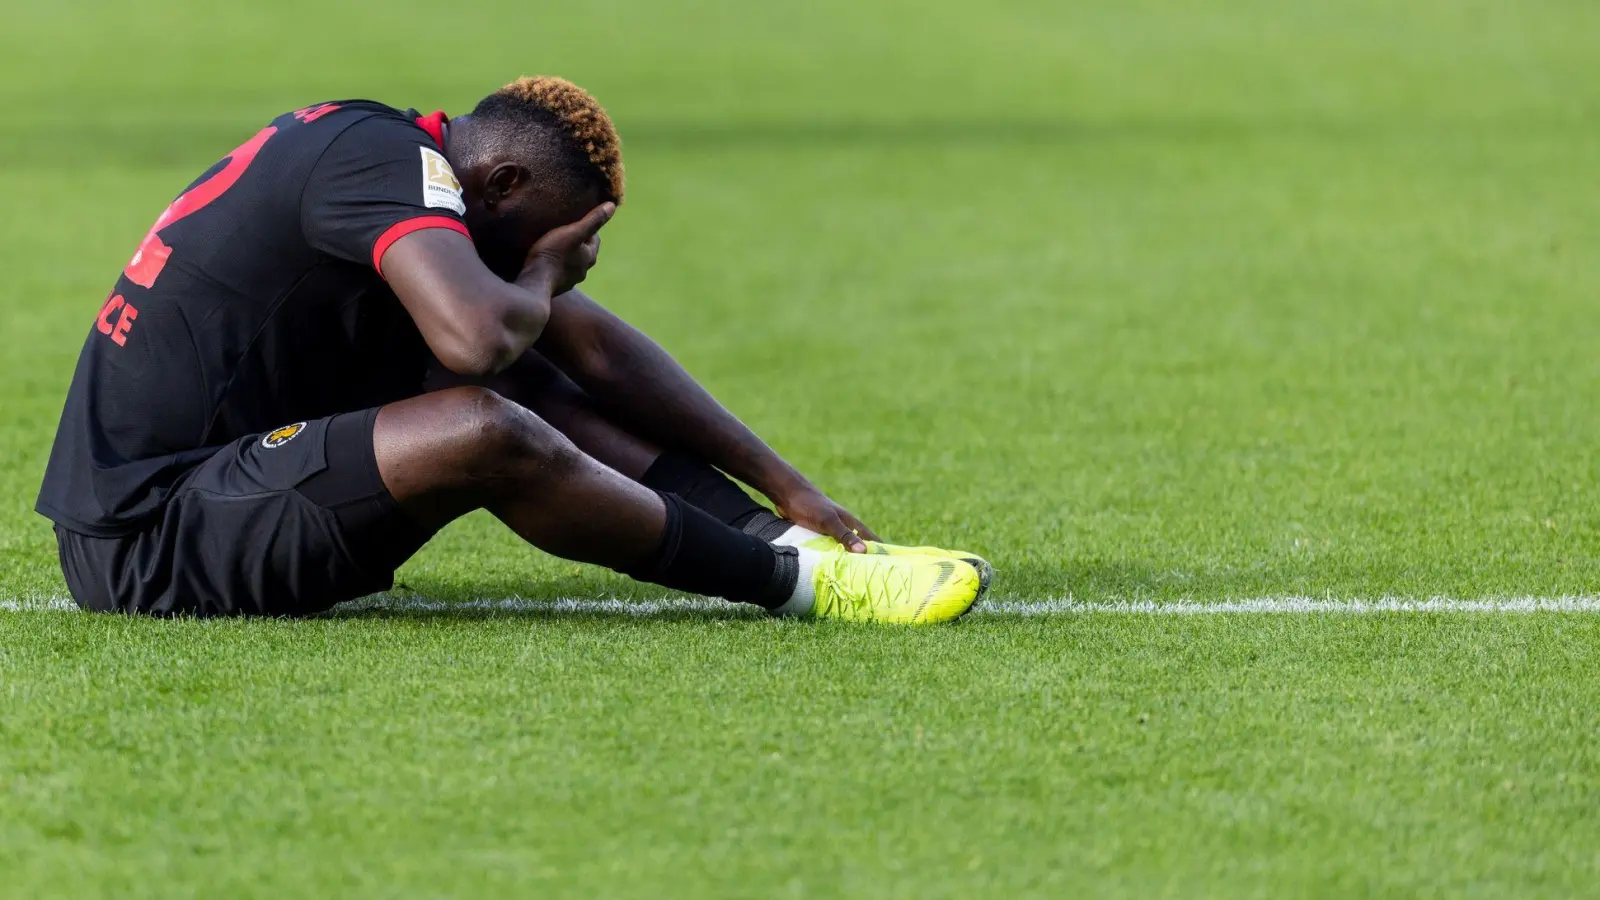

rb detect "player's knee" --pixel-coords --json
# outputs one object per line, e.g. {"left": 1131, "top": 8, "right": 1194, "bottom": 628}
{"left": 448, "top": 387, "right": 576, "bottom": 479}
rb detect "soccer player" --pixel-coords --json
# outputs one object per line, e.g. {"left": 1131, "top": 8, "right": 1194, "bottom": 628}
{"left": 35, "top": 77, "right": 991, "bottom": 622}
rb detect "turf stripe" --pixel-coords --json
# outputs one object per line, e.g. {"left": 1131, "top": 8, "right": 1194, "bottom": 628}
{"left": 9, "top": 596, "right": 1600, "bottom": 615}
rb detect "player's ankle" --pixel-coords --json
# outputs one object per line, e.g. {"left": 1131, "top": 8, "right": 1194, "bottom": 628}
{"left": 769, "top": 523, "right": 823, "bottom": 547}
{"left": 768, "top": 546, "right": 818, "bottom": 617}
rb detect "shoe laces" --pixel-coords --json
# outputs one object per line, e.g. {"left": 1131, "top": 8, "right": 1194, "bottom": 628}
{"left": 816, "top": 554, "right": 913, "bottom": 620}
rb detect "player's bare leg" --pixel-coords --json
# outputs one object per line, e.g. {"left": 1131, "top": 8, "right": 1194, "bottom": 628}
{"left": 428, "top": 353, "right": 988, "bottom": 590}
{"left": 374, "top": 386, "right": 666, "bottom": 570}
{"left": 427, "top": 351, "right": 660, "bottom": 480}
{"left": 368, "top": 386, "right": 984, "bottom": 623}
{"left": 427, "top": 351, "right": 835, "bottom": 546}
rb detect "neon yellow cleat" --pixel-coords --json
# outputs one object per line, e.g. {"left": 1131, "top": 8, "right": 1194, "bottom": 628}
{"left": 800, "top": 550, "right": 982, "bottom": 624}
{"left": 799, "top": 535, "right": 994, "bottom": 599}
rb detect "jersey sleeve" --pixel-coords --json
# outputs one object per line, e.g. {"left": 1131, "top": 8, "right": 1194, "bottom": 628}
{"left": 300, "top": 114, "right": 471, "bottom": 277}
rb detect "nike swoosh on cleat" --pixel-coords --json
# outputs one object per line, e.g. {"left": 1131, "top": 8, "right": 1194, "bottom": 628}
{"left": 913, "top": 560, "right": 957, "bottom": 621}
{"left": 960, "top": 557, "right": 994, "bottom": 600}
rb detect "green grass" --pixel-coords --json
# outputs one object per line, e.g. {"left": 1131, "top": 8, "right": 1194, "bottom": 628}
{"left": 6, "top": 612, "right": 1600, "bottom": 897}
{"left": 4, "top": 0, "right": 1600, "bottom": 895}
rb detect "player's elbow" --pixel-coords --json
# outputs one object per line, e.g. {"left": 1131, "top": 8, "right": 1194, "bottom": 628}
{"left": 430, "top": 325, "right": 522, "bottom": 378}
{"left": 422, "top": 288, "right": 550, "bottom": 378}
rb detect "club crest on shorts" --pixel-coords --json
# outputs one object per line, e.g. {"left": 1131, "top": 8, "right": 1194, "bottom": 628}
{"left": 261, "top": 422, "right": 306, "bottom": 449}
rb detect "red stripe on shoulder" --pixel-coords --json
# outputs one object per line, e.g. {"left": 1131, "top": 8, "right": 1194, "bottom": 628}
{"left": 415, "top": 110, "right": 448, "bottom": 147}
{"left": 372, "top": 216, "right": 471, "bottom": 277}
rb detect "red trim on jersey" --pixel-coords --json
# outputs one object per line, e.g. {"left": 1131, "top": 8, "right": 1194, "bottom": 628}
{"left": 372, "top": 216, "right": 471, "bottom": 277}
{"left": 293, "top": 103, "right": 342, "bottom": 124}
{"left": 415, "top": 110, "right": 448, "bottom": 147}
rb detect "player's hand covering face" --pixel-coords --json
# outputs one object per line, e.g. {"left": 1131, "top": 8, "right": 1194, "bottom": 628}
{"left": 526, "top": 203, "right": 614, "bottom": 295}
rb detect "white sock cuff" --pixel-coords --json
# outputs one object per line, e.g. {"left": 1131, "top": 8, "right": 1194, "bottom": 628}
{"left": 770, "top": 545, "right": 820, "bottom": 617}
{"left": 771, "top": 524, "right": 823, "bottom": 548}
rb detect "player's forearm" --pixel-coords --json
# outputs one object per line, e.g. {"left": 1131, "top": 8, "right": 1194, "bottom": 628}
{"left": 482, "top": 267, "right": 563, "bottom": 368}
{"left": 386, "top": 205, "right": 611, "bottom": 378}
{"left": 385, "top": 229, "right": 553, "bottom": 378}
{"left": 462, "top": 238, "right": 601, "bottom": 376}
{"left": 539, "top": 292, "right": 811, "bottom": 501}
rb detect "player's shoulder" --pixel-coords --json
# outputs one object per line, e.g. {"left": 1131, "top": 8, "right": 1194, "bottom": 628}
{"left": 275, "top": 100, "right": 438, "bottom": 149}
{"left": 293, "top": 101, "right": 466, "bottom": 218}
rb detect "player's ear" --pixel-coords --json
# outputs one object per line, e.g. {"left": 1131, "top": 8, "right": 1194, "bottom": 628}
{"left": 482, "top": 163, "right": 524, "bottom": 210}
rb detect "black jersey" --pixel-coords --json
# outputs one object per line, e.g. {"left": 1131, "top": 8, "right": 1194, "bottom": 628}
{"left": 37, "top": 102, "right": 471, "bottom": 537}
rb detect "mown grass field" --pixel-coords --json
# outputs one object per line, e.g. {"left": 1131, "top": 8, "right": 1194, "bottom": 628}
{"left": 3, "top": 0, "right": 1599, "bottom": 896}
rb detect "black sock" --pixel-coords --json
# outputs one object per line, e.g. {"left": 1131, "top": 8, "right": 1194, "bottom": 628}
{"left": 626, "top": 492, "right": 797, "bottom": 608}
{"left": 640, "top": 451, "right": 775, "bottom": 530}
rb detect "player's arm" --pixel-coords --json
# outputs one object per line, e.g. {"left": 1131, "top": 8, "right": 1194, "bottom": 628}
{"left": 382, "top": 205, "right": 613, "bottom": 377}
{"left": 534, "top": 289, "right": 879, "bottom": 550}
{"left": 298, "top": 114, "right": 611, "bottom": 377}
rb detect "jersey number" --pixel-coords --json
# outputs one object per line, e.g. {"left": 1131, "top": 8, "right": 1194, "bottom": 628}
{"left": 122, "top": 126, "right": 277, "bottom": 290}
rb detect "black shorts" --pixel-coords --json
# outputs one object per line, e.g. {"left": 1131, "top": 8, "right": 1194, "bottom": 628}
{"left": 54, "top": 407, "right": 435, "bottom": 617}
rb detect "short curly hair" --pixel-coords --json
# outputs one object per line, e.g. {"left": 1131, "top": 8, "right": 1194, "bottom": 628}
{"left": 469, "top": 76, "right": 624, "bottom": 204}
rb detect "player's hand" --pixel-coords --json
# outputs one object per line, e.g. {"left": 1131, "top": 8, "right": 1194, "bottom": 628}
{"left": 526, "top": 202, "right": 615, "bottom": 296}
{"left": 773, "top": 484, "right": 880, "bottom": 553}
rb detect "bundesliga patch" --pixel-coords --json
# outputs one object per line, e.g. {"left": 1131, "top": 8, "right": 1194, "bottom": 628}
{"left": 420, "top": 146, "right": 466, "bottom": 215}
{"left": 261, "top": 422, "right": 306, "bottom": 449}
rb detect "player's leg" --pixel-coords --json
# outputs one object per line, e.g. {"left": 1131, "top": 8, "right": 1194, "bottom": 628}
{"left": 372, "top": 386, "right": 787, "bottom": 603}
{"left": 427, "top": 351, "right": 661, "bottom": 480}
{"left": 55, "top": 388, "right": 982, "bottom": 621}
{"left": 427, "top": 352, "right": 802, "bottom": 539}
{"left": 372, "top": 386, "right": 983, "bottom": 623}
{"left": 432, "top": 353, "right": 989, "bottom": 583}
{"left": 58, "top": 393, "right": 789, "bottom": 616}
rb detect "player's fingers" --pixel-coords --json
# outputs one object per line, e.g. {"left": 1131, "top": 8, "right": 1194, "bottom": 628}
{"left": 573, "top": 202, "right": 616, "bottom": 239}
{"left": 840, "top": 510, "right": 881, "bottom": 543}
{"left": 824, "top": 512, "right": 867, "bottom": 553}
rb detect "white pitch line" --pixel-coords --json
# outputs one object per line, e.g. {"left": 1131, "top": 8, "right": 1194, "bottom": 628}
{"left": 979, "top": 597, "right": 1600, "bottom": 614}
{"left": 7, "top": 596, "right": 1600, "bottom": 615}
